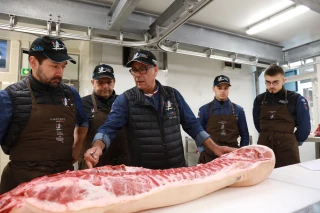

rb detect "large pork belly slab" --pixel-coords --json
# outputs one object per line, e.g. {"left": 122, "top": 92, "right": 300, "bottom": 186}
{"left": 0, "top": 145, "right": 275, "bottom": 213}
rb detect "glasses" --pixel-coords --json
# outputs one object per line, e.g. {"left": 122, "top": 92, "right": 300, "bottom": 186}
{"left": 129, "top": 66, "right": 153, "bottom": 75}
{"left": 265, "top": 80, "right": 280, "bottom": 86}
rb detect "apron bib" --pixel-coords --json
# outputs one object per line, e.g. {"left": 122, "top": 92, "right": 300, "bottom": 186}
{"left": 0, "top": 79, "right": 76, "bottom": 194}
{"left": 199, "top": 100, "right": 239, "bottom": 163}
{"left": 257, "top": 90, "right": 300, "bottom": 168}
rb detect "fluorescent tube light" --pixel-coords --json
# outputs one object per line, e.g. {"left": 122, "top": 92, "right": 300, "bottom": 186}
{"left": 246, "top": 5, "right": 310, "bottom": 35}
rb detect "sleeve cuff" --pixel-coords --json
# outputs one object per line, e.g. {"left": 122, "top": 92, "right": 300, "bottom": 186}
{"left": 197, "top": 146, "right": 205, "bottom": 153}
{"left": 194, "top": 131, "right": 210, "bottom": 147}
{"left": 92, "top": 133, "right": 111, "bottom": 152}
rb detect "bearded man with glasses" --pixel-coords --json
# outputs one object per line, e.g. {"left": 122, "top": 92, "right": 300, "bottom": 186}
{"left": 253, "top": 64, "right": 311, "bottom": 168}
{"left": 84, "top": 50, "right": 235, "bottom": 169}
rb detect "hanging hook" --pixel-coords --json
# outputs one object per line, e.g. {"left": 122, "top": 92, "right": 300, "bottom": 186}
{"left": 9, "top": 15, "right": 15, "bottom": 29}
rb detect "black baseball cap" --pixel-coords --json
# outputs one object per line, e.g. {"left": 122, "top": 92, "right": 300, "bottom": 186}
{"left": 214, "top": 75, "right": 231, "bottom": 86}
{"left": 28, "top": 36, "right": 76, "bottom": 64}
{"left": 125, "top": 50, "right": 157, "bottom": 67}
{"left": 92, "top": 64, "right": 114, "bottom": 80}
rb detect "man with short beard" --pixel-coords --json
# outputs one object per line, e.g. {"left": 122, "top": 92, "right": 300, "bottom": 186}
{"left": 253, "top": 64, "right": 311, "bottom": 168}
{"left": 0, "top": 36, "right": 88, "bottom": 194}
{"left": 78, "top": 64, "right": 128, "bottom": 169}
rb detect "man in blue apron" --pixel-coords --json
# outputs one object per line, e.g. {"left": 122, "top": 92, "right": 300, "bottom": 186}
{"left": 198, "top": 75, "right": 249, "bottom": 163}
{"left": 84, "top": 50, "right": 235, "bottom": 170}
{"left": 253, "top": 65, "right": 311, "bottom": 168}
{"left": 78, "top": 64, "right": 128, "bottom": 169}
{"left": 0, "top": 36, "right": 88, "bottom": 194}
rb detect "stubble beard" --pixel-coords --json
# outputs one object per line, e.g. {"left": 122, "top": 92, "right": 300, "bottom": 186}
{"left": 37, "top": 66, "right": 62, "bottom": 87}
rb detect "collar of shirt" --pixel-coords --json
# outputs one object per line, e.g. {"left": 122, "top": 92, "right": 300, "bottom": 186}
{"left": 28, "top": 71, "right": 61, "bottom": 93}
{"left": 213, "top": 98, "right": 230, "bottom": 108}
{"left": 266, "top": 86, "right": 285, "bottom": 97}
{"left": 144, "top": 84, "right": 159, "bottom": 98}
{"left": 94, "top": 90, "right": 116, "bottom": 105}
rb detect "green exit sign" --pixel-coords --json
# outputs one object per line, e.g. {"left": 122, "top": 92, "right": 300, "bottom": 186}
{"left": 21, "top": 68, "right": 31, "bottom": 76}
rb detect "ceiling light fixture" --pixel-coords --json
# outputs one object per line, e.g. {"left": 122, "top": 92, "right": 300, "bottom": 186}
{"left": 246, "top": 4, "right": 310, "bottom": 35}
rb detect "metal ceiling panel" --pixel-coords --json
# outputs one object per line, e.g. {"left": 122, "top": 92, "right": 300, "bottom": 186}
{"left": 107, "top": 0, "right": 142, "bottom": 31}
{"left": 284, "top": 39, "right": 320, "bottom": 62}
{"left": 292, "top": 0, "right": 320, "bottom": 14}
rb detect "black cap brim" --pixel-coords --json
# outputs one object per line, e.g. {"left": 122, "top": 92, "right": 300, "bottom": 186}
{"left": 43, "top": 52, "right": 76, "bottom": 64}
{"left": 215, "top": 82, "right": 231, "bottom": 86}
{"left": 126, "top": 59, "right": 154, "bottom": 67}
{"left": 93, "top": 74, "right": 114, "bottom": 80}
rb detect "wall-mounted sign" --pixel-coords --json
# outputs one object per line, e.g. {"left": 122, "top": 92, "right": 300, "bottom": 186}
{"left": 21, "top": 68, "right": 31, "bottom": 76}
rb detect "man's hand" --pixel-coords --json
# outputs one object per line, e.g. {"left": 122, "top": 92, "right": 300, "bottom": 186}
{"left": 84, "top": 140, "right": 105, "bottom": 168}
{"left": 203, "top": 138, "right": 237, "bottom": 157}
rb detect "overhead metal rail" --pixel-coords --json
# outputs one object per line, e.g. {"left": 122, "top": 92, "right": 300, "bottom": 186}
{"left": 0, "top": 0, "right": 320, "bottom": 68}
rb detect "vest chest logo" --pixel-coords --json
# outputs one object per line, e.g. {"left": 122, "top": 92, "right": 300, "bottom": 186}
{"left": 165, "top": 100, "right": 177, "bottom": 119}
{"left": 62, "top": 97, "right": 72, "bottom": 107}
{"left": 268, "top": 111, "right": 276, "bottom": 119}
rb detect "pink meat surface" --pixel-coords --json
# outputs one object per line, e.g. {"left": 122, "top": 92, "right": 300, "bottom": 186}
{"left": 0, "top": 145, "right": 275, "bottom": 213}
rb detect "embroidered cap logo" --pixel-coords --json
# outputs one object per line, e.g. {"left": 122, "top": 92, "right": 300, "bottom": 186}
{"left": 52, "top": 40, "right": 65, "bottom": 51}
{"left": 98, "top": 67, "right": 111, "bottom": 74}
{"left": 133, "top": 52, "right": 148, "bottom": 59}
{"left": 218, "top": 76, "right": 228, "bottom": 82}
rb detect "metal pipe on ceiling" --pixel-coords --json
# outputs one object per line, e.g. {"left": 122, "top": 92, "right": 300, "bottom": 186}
{"left": 0, "top": 0, "right": 213, "bottom": 46}
{"left": 158, "top": 41, "right": 270, "bottom": 68}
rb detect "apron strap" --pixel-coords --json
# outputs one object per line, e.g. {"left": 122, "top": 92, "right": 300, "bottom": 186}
{"left": 285, "top": 89, "right": 288, "bottom": 106}
{"left": 209, "top": 101, "right": 214, "bottom": 116}
{"left": 262, "top": 92, "right": 267, "bottom": 108}
{"left": 26, "top": 78, "right": 37, "bottom": 109}
{"left": 230, "top": 101, "right": 235, "bottom": 116}
{"left": 91, "top": 93, "right": 99, "bottom": 112}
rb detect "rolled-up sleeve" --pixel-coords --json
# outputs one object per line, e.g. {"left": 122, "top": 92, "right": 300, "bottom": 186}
{"left": 174, "top": 89, "right": 210, "bottom": 147}
{"left": 93, "top": 94, "right": 129, "bottom": 149}
{"left": 71, "top": 88, "right": 88, "bottom": 128}
{"left": 0, "top": 90, "right": 12, "bottom": 144}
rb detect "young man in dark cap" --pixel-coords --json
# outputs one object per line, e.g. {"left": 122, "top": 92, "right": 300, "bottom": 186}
{"left": 0, "top": 36, "right": 88, "bottom": 194}
{"left": 84, "top": 50, "right": 235, "bottom": 169}
{"left": 78, "top": 64, "right": 128, "bottom": 169}
{"left": 197, "top": 75, "right": 249, "bottom": 163}
{"left": 253, "top": 64, "right": 310, "bottom": 168}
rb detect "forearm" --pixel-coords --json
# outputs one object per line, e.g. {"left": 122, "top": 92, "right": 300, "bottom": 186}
{"left": 203, "top": 137, "right": 218, "bottom": 149}
{"left": 73, "top": 126, "right": 88, "bottom": 162}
